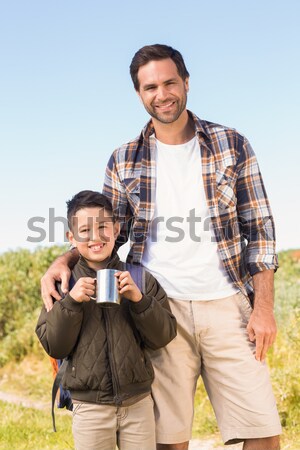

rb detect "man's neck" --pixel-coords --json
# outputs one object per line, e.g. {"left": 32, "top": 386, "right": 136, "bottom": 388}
{"left": 153, "top": 110, "right": 195, "bottom": 145}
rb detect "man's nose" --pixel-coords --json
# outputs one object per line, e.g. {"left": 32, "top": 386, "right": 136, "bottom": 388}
{"left": 156, "top": 85, "right": 168, "bottom": 101}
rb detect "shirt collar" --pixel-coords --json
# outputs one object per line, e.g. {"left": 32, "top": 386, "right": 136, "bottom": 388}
{"left": 141, "top": 110, "right": 210, "bottom": 141}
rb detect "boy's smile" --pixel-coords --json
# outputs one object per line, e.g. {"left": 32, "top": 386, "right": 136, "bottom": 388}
{"left": 67, "top": 207, "right": 120, "bottom": 270}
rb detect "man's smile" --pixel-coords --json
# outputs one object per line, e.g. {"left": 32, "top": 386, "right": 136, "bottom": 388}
{"left": 155, "top": 100, "right": 176, "bottom": 111}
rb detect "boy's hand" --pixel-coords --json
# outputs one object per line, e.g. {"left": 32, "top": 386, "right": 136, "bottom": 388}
{"left": 69, "top": 277, "right": 96, "bottom": 303}
{"left": 115, "top": 271, "right": 143, "bottom": 303}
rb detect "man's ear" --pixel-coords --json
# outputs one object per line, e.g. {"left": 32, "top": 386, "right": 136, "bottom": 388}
{"left": 113, "top": 221, "right": 121, "bottom": 238}
{"left": 185, "top": 77, "right": 190, "bottom": 93}
{"left": 136, "top": 89, "right": 143, "bottom": 103}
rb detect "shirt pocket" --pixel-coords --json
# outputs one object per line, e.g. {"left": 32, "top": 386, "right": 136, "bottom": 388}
{"left": 123, "top": 177, "right": 140, "bottom": 194}
{"left": 123, "top": 177, "right": 140, "bottom": 211}
{"left": 215, "top": 165, "right": 237, "bottom": 211}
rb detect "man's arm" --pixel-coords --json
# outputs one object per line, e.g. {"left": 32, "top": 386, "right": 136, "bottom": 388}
{"left": 246, "top": 269, "right": 277, "bottom": 361}
{"left": 233, "top": 135, "right": 278, "bottom": 360}
{"left": 41, "top": 248, "right": 79, "bottom": 312}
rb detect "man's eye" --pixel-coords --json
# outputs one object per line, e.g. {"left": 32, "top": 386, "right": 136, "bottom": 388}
{"left": 80, "top": 229, "right": 88, "bottom": 233}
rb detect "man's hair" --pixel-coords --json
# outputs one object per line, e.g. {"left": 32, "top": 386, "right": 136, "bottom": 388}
{"left": 130, "top": 44, "right": 190, "bottom": 91}
{"left": 66, "top": 190, "right": 115, "bottom": 230}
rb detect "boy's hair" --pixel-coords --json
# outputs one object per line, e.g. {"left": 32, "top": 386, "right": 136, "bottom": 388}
{"left": 130, "top": 44, "right": 190, "bottom": 91}
{"left": 66, "top": 190, "right": 115, "bottom": 230}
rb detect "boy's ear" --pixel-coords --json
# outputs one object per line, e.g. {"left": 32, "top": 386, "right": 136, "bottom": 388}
{"left": 113, "top": 221, "right": 120, "bottom": 239}
{"left": 66, "top": 230, "right": 76, "bottom": 247}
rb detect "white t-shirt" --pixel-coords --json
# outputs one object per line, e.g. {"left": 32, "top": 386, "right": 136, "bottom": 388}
{"left": 141, "top": 136, "right": 238, "bottom": 300}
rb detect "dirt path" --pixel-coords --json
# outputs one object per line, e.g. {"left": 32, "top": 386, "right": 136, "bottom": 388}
{"left": 0, "top": 390, "right": 243, "bottom": 450}
{"left": 0, "top": 389, "right": 48, "bottom": 410}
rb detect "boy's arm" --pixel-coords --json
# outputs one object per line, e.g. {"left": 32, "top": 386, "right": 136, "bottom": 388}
{"left": 129, "top": 272, "right": 177, "bottom": 350}
{"left": 35, "top": 293, "right": 83, "bottom": 359}
{"left": 41, "top": 248, "right": 80, "bottom": 311}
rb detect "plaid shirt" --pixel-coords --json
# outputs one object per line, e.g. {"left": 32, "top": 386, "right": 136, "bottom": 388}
{"left": 103, "top": 111, "right": 278, "bottom": 298}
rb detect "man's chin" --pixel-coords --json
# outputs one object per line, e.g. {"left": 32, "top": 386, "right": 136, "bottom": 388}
{"left": 152, "top": 111, "right": 182, "bottom": 124}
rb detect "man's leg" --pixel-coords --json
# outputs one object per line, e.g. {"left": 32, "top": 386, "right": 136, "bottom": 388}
{"left": 147, "top": 298, "right": 201, "bottom": 447}
{"left": 243, "top": 436, "right": 280, "bottom": 450}
{"left": 157, "top": 443, "right": 189, "bottom": 450}
{"left": 198, "top": 292, "right": 282, "bottom": 446}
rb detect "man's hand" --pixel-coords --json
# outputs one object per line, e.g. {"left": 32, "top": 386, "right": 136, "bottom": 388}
{"left": 115, "top": 271, "right": 143, "bottom": 303}
{"left": 41, "top": 249, "right": 79, "bottom": 312}
{"left": 249, "top": 269, "right": 277, "bottom": 362}
{"left": 247, "top": 307, "right": 277, "bottom": 362}
{"left": 69, "top": 277, "right": 96, "bottom": 303}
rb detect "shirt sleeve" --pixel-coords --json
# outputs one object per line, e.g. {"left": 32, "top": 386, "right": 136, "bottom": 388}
{"left": 236, "top": 136, "right": 279, "bottom": 275}
{"left": 102, "top": 151, "right": 133, "bottom": 249}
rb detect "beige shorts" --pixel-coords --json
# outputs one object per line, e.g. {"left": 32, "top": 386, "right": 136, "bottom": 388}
{"left": 148, "top": 292, "right": 282, "bottom": 445}
{"left": 72, "top": 394, "right": 155, "bottom": 450}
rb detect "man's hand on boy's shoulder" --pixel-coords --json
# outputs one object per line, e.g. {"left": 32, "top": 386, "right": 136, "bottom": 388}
{"left": 115, "top": 271, "right": 143, "bottom": 303}
{"left": 69, "top": 277, "right": 96, "bottom": 303}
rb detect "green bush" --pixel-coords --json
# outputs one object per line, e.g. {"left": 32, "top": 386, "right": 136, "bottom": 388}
{"left": 0, "top": 246, "right": 67, "bottom": 366}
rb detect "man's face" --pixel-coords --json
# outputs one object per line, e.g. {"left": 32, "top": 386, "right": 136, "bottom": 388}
{"left": 136, "top": 58, "right": 189, "bottom": 125}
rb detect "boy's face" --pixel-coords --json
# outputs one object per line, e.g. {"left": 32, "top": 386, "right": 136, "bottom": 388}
{"left": 67, "top": 207, "right": 120, "bottom": 270}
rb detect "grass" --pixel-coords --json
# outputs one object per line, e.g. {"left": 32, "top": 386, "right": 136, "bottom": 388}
{"left": 0, "top": 401, "right": 73, "bottom": 450}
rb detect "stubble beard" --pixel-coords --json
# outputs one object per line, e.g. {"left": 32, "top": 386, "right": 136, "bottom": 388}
{"left": 145, "top": 92, "right": 188, "bottom": 124}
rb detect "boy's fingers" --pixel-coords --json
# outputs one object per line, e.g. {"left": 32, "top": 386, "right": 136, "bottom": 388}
{"left": 85, "top": 288, "right": 95, "bottom": 297}
{"left": 119, "top": 276, "right": 130, "bottom": 288}
{"left": 119, "top": 285, "right": 131, "bottom": 294}
{"left": 84, "top": 277, "right": 96, "bottom": 283}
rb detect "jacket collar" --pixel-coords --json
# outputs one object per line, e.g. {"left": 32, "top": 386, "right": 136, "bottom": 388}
{"left": 77, "top": 248, "right": 120, "bottom": 276}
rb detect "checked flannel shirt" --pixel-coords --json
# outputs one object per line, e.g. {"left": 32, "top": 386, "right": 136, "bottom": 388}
{"left": 103, "top": 111, "right": 278, "bottom": 299}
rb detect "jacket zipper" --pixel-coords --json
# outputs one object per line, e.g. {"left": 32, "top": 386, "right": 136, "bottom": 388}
{"left": 104, "top": 310, "right": 122, "bottom": 405}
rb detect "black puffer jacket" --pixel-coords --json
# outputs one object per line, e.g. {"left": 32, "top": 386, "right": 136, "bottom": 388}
{"left": 36, "top": 253, "right": 177, "bottom": 405}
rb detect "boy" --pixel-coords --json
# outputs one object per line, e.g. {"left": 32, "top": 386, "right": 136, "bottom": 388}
{"left": 36, "top": 190, "right": 177, "bottom": 450}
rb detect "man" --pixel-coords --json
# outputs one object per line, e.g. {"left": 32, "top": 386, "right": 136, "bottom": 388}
{"left": 42, "top": 44, "right": 282, "bottom": 450}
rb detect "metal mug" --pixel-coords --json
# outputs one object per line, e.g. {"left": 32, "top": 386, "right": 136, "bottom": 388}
{"left": 92, "top": 269, "right": 120, "bottom": 306}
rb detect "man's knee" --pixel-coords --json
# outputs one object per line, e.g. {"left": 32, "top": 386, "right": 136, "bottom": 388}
{"left": 157, "top": 442, "right": 189, "bottom": 450}
{"left": 243, "top": 435, "right": 280, "bottom": 450}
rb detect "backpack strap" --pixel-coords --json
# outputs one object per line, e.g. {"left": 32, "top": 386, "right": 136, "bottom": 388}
{"left": 124, "top": 262, "right": 146, "bottom": 293}
{"left": 51, "top": 274, "right": 75, "bottom": 432}
{"left": 51, "top": 359, "right": 69, "bottom": 432}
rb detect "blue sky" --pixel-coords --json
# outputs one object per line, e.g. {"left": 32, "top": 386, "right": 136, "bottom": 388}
{"left": 1, "top": 0, "right": 299, "bottom": 254}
